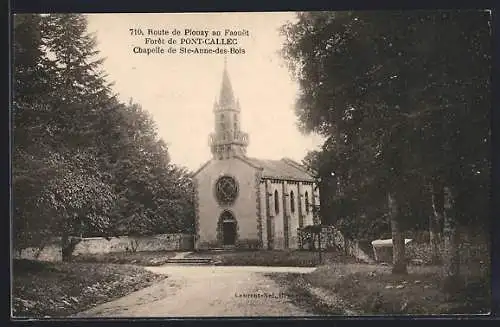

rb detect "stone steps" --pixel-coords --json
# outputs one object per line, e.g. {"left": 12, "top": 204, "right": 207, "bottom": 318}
{"left": 209, "top": 248, "right": 231, "bottom": 252}
{"left": 165, "top": 257, "right": 213, "bottom": 265}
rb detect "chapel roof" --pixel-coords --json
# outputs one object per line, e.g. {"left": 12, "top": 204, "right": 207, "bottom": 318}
{"left": 218, "top": 57, "right": 235, "bottom": 107}
{"left": 241, "top": 157, "right": 316, "bottom": 182}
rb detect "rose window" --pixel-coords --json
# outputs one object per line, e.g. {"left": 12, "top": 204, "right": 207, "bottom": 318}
{"left": 215, "top": 176, "right": 239, "bottom": 205}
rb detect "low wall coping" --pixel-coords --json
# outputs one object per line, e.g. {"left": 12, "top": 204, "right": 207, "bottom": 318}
{"left": 71, "top": 233, "right": 191, "bottom": 240}
{"left": 371, "top": 238, "right": 413, "bottom": 247}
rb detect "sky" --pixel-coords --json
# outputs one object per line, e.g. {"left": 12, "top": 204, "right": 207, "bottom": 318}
{"left": 86, "top": 13, "right": 324, "bottom": 172}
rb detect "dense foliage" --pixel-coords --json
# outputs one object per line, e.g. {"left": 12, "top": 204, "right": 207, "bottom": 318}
{"left": 281, "top": 10, "right": 490, "bottom": 279}
{"left": 13, "top": 14, "right": 195, "bottom": 257}
{"left": 282, "top": 10, "right": 490, "bottom": 239}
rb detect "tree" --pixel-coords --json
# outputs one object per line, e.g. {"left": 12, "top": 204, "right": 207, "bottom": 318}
{"left": 100, "top": 100, "right": 195, "bottom": 236}
{"left": 402, "top": 11, "right": 491, "bottom": 290}
{"left": 13, "top": 14, "right": 123, "bottom": 258}
{"left": 281, "top": 10, "right": 490, "bottom": 280}
{"left": 429, "top": 178, "right": 444, "bottom": 264}
{"left": 281, "top": 12, "right": 413, "bottom": 273}
{"left": 40, "top": 14, "right": 117, "bottom": 151}
{"left": 11, "top": 13, "right": 210, "bottom": 260}
{"left": 13, "top": 14, "right": 61, "bottom": 251}
{"left": 40, "top": 151, "right": 118, "bottom": 261}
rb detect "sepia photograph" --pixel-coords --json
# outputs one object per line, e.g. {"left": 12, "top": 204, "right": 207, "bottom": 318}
{"left": 11, "top": 10, "right": 492, "bottom": 318}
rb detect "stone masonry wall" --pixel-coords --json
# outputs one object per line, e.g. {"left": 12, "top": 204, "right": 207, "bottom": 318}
{"left": 14, "top": 233, "right": 193, "bottom": 262}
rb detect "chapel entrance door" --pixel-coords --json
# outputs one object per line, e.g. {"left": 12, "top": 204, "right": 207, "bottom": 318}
{"left": 220, "top": 210, "right": 237, "bottom": 246}
{"left": 223, "top": 221, "right": 236, "bottom": 245}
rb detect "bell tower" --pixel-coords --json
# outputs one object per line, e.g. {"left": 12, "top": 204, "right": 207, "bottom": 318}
{"left": 209, "top": 58, "right": 249, "bottom": 160}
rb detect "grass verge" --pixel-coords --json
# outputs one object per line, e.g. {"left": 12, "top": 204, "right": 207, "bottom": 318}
{"left": 270, "top": 263, "right": 490, "bottom": 315}
{"left": 12, "top": 259, "right": 167, "bottom": 318}
{"left": 269, "top": 273, "right": 351, "bottom": 315}
{"left": 72, "top": 251, "right": 177, "bottom": 266}
{"left": 187, "top": 250, "right": 358, "bottom": 267}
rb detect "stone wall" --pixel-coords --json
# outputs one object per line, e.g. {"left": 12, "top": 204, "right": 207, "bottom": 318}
{"left": 14, "top": 233, "right": 193, "bottom": 262}
{"left": 15, "top": 244, "right": 63, "bottom": 262}
{"left": 299, "top": 225, "right": 375, "bottom": 264}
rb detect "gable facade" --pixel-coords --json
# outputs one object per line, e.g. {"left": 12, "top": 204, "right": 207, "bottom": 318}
{"left": 192, "top": 60, "right": 320, "bottom": 250}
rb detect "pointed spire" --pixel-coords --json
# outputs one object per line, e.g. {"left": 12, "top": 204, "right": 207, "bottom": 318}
{"left": 213, "top": 97, "right": 218, "bottom": 111}
{"left": 209, "top": 57, "right": 248, "bottom": 159}
{"left": 219, "top": 57, "right": 235, "bottom": 107}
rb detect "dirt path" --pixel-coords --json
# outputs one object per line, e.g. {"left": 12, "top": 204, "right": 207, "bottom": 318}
{"left": 74, "top": 265, "right": 317, "bottom": 317}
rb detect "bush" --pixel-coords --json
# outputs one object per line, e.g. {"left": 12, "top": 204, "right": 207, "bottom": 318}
{"left": 235, "top": 238, "right": 261, "bottom": 250}
{"left": 13, "top": 259, "right": 59, "bottom": 274}
{"left": 405, "top": 241, "right": 439, "bottom": 265}
{"left": 405, "top": 236, "right": 490, "bottom": 266}
{"left": 196, "top": 240, "right": 220, "bottom": 250}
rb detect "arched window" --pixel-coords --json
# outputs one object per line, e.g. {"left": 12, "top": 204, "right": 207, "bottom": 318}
{"left": 220, "top": 114, "right": 226, "bottom": 131}
{"left": 215, "top": 175, "right": 239, "bottom": 205}
{"left": 274, "top": 190, "right": 279, "bottom": 214}
{"left": 290, "top": 190, "right": 295, "bottom": 213}
{"left": 305, "top": 191, "right": 310, "bottom": 213}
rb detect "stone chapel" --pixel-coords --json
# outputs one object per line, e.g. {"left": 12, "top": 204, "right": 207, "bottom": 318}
{"left": 192, "top": 60, "right": 320, "bottom": 250}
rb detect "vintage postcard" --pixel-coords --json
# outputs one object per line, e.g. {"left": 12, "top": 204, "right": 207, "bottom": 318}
{"left": 11, "top": 11, "right": 492, "bottom": 318}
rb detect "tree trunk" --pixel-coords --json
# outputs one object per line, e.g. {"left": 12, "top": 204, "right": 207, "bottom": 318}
{"left": 61, "top": 218, "right": 80, "bottom": 262}
{"left": 388, "top": 192, "right": 407, "bottom": 274}
{"left": 430, "top": 180, "right": 444, "bottom": 264}
{"left": 442, "top": 185, "right": 461, "bottom": 295}
{"left": 61, "top": 231, "right": 72, "bottom": 262}
{"left": 318, "top": 231, "right": 322, "bottom": 263}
